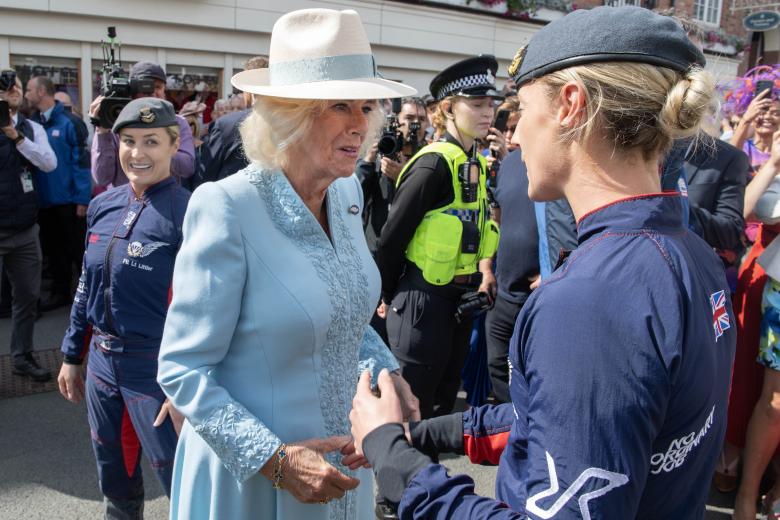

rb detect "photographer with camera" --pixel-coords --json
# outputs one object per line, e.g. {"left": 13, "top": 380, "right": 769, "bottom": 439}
{"left": 90, "top": 59, "right": 195, "bottom": 189}
{"left": 375, "top": 56, "right": 502, "bottom": 420}
{"left": 357, "top": 97, "right": 427, "bottom": 258}
{"left": 0, "top": 70, "right": 57, "bottom": 381}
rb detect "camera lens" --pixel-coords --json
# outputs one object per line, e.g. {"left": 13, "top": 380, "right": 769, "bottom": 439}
{"left": 107, "top": 103, "right": 124, "bottom": 125}
{"left": 378, "top": 134, "right": 400, "bottom": 156}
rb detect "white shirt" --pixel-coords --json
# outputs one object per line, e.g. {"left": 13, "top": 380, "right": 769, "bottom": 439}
{"left": 11, "top": 113, "right": 57, "bottom": 173}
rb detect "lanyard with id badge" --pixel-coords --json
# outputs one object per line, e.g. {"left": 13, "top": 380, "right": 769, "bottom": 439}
{"left": 19, "top": 167, "right": 34, "bottom": 194}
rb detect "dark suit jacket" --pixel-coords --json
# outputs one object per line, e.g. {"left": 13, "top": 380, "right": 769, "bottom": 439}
{"left": 199, "top": 108, "right": 251, "bottom": 184}
{"left": 682, "top": 137, "right": 748, "bottom": 251}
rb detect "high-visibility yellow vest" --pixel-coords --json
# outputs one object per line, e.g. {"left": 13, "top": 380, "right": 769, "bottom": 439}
{"left": 397, "top": 141, "right": 500, "bottom": 286}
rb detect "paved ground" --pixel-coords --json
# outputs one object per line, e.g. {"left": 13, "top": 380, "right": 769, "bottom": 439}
{"left": 0, "top": 307, "right": 752, "bottom": 518}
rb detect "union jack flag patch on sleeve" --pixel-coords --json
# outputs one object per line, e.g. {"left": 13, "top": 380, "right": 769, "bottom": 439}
{"left": 710, "top": 290, "right": 730, "bottom": 341}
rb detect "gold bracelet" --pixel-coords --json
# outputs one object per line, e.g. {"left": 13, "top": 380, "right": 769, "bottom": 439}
{"left": 272, "top": 443, "right": 287, "bottom": 489}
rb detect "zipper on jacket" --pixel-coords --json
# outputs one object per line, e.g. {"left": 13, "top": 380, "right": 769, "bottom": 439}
{"left": 102, "top": 236, "right": 118, "bottom": 335}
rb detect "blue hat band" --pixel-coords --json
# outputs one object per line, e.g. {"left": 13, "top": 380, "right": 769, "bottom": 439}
{"left": 269, "top": 54, "right": 378, "bottom": 86}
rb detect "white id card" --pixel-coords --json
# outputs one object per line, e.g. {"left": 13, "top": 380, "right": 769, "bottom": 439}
{"left": 20, "top": 170, "right": 34, "bottom": 193}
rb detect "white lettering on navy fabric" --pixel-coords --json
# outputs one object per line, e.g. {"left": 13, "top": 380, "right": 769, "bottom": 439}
{"left": 649, "top": 406, "right": 715, "bottom": 475}
{"left": 73, "top": 272, "right": 87, "bottom": 303}
{"left": 526, "top": 451, "right": 629, "bottom": 520}
{"left": 122, "top": 211, "right": 137, "bottom": 228}
{"left": 121, "top": 257, "right": 155, "bottom": 272}
{"left": 507, "top": 358, "right": 519, "bottom": 420}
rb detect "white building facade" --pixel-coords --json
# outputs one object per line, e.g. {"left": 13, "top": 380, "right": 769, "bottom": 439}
{"left": 0, "top": 0, "right": 741, "bottom": 122}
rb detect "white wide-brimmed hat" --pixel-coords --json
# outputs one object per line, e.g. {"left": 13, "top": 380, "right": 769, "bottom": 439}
{"left": 231, "top": 9, "right": 417, "bottom": 100}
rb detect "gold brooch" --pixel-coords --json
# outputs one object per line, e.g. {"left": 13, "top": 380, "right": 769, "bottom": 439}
{"left": 507, "top": 46, "right": 527, "bottom": 78}
{"left": 139, "top": 107, "right": 156, "bottom": 124}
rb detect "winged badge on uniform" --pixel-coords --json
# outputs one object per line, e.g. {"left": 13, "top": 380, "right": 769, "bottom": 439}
{"left": 507, "top": 46, "right": 527, "bottom": 78}
{"left": 127, "top": 241, "right": 168, "bottom": 258}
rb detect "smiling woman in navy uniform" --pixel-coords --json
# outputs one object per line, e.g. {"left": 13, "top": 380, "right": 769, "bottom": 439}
{"left": 56, "top": 97, "right": 190, "bottom": 519}
{"left": 352, "top": 7, "right": 738, "bottom": 519}
{"left": 375, "top": 56, "right": 503, "bottom": 420}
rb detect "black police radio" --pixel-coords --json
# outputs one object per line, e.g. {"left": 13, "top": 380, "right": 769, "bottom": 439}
{"left": 458, "top": 156, "right": 480, "bottom": 203}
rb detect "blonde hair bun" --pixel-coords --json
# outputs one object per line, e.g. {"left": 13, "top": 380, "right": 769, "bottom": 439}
{"left": 659, "top": 67, "right": 716, "bottom": 140}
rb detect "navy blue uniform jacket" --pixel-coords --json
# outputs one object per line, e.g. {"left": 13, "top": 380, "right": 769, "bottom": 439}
{"left": 61, "top": 177, "right": 190, "bottom": 360}
{"left": 364, "top": 194, "right": 736, "bottom": 519}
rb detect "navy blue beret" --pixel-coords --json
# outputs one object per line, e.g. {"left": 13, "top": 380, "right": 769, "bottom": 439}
{"left": 112, "top": 97, "right": 177, "bottom": 133}
{"left": 509, "top": 6, "right": 706, "bottom": 86}
{"left": 430, "top": 55, "right": 504, "bottom": 101}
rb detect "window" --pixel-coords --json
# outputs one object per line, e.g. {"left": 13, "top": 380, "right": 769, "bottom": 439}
{"left": 12, "top": 55, "right": 81, "bottom": 114}
{"left": 165, "top": 64, "right": 220, "bottom": 123}
{"left": 693, "top": 0, "right": 723, "bottom": 26}
{"left": 92, "top": 62, "right": 222, "bottom": 123}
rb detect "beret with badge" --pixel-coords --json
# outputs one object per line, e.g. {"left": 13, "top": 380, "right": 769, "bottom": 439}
{"left": 508, "top": 6, "right": 706, "bottom": 87}
{"left": 430, "top": 55, "right": 504, "bottom": 101}
{"left": 112, "top": 97, "right": 177, "bottom": 134}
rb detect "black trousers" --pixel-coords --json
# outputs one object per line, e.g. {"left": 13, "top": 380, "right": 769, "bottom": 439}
{"left": 484, "top": 292, "right": 528, "bottom": 403}
{"left": 38, "top": 204, "right": 86, "bottom": 297}
{"left": 386, "top": 269, "right": 473, "bottom": 419}
{"left": 0, "top": 225, "right": 42, "bottom": 363}
{"left": 0, "top": 266, "right": 10, "bottom": 307}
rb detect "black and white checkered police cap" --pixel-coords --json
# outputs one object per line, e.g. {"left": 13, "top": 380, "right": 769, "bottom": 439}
{"left": 430, "top": 55, "right": 504, "bottom": 101}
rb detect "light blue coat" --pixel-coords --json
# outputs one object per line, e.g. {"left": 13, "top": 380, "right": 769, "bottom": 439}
{"left": 157, "top": 166, "right": 399, "bottom": 520}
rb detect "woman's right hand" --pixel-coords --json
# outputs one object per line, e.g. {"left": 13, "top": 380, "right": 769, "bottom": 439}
{"left": 261, "top": 435, "right": 360, "bottom": 504}
{"left": 743, "top": 88, "right": 773, "bottom": 124}
{"left": 57, "top": 363, "right": 85, "bottom": 404}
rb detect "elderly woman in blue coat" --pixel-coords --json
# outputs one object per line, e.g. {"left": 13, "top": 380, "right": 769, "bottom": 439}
{"left": 157, "top": 8, "right": 419, "bottom": 520}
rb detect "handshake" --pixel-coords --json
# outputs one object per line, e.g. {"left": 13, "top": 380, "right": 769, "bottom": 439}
{"left": 260, "top": 370, "right": 420, "bottom": 507}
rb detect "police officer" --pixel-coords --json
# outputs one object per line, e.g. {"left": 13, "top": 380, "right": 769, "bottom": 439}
{"left": 352, "top": 7, "right": 736, "bottom": 519}
{"left": 57, "top": 98, "right": 190, "bottom": 519}
{"left": 376, "top": 55, "right": 502, "bottom": 419}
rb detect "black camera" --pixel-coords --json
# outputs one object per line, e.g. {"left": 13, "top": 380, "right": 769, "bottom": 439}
{"left": 406, "top": 121, "right": 422, "bottom": 156}
{"left": 378, "top": 114, "right": 403, "bottom": 159}
{"left": 458, "top": 158, "right": 481, "bottom": 203}
{"left": 377, "top": 99, "right": 424, "bottom": 161}
{"left": 455, "top": 291, "right": 492, "bottom": 323}
{"left": 0, "top": 70, "right": 16, "bottom": 92}
{"left": 95, "top": 27, "right": 155, "bottom": 128}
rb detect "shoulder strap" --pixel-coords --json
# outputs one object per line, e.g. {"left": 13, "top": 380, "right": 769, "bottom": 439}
{"left": 396, "top": 141, "right": 466, "bottom": 188}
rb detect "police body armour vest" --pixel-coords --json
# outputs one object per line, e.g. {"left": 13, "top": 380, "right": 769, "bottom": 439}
{"left": 397, "top": 141, "right": 499, "bottom": 286}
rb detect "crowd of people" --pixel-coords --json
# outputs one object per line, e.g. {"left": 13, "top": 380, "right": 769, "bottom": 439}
{"left": 3, "top": 4, "right": 780, "bottom": 519}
